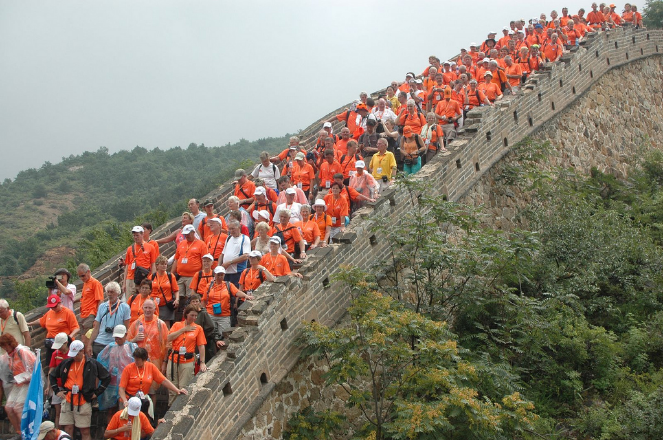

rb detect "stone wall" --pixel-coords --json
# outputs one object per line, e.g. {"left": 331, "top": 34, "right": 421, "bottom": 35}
{"left": 143, "top": 27, "right": 663, "bottom": 440}
{"left": 234, "top": 50, "right": 663, "bottom": 439}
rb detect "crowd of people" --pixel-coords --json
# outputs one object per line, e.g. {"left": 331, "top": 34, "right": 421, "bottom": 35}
{"left": 0, "top": 3, "right": 646, "bottom": 439}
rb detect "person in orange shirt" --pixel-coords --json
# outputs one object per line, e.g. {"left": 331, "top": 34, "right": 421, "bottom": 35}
{"left": 427, "top": 73, "right": 448, "bottom": 111}
{"left": 166, "top": 305, "right": 207, "bottom": 404}
{"left": 260, "top": 237, "right": 293, "bottom": 276}
{"left": 202, "top": 266, "right": 254, "bottom": 343}
{"left": 324, "top": 183, "right": 349, "bottom": 240}
{"left": 104, "top": 396, "right": 154, "bottom": 440}
{"left": 434, "top": 88, "right": 462, "bottom": 141}
{"left": 480, "top": 32, "right": 497, "bottom": 54}
{"left": 118, "top": 348, "right": 186, "bottom": 410}
{"left": 49, "top": 340, "right": 110, "bottom": 440}
{"left": 335, "top": 127, "right": 353, "bottom": 157}
{"left": 503, "top": 56, "right": 523, "bottom": 92}
{"left": 204, "top": 218, "right": 227, "bottom": 265}
{"left": 498, "top": 27, "right": 511, "bottom": 49}
{"left": 608, "top": 4, "right": 623, "bottom": 26}
{"left": 291, "top": 152, "right": 316, "bottom": 197}
{"left": 128, "top": 280, "right": 158, "bottom": 325}
{"left": 542, "top": 33, "right": 564, "bottom": 62}
{"left": 564, "top": 20, "right": 583, "bottom": 48}
{"left": 311, "top": 199, "right": 333, "bottom": 246}
{"left": 270, "top": 136, "right": 305, "bottom": 165}
{"left": 478, "top": 71, "right": 503, "bottom": 103}
{"left": 330, "top": 106, "right": 359, "bottom": 139}
{"left": 272, "top": 210, "right": 306, "bottom": 258}
{"left": 249, "top": 186, "right": 277, "bottom": 225}
{"left": 152, "top": 255, "right": 180, "bottom": 326}
{"left": 123, "top": 225, "right": 157, "bottom": 299}
{"left": 318, "top": 149, "right": 343, "bottom": 192}
{"left": 587, "top": 2, "right": 606, "bottom": 28}
{"left": 338, "top": 140, "right": 363, "bottom": 183}
{"left": 172, "top": 224, "right": 206, "bottom": 301}
{"left": 234, "top": 169, "right": 256, "bottom": 209}
{"left": 76, "top": 263, "right": 104, "bottom": 342}
{"left": 189, "top": 254, "right": 215, "bottom": 297}
{"left": 398, "top": 99, "right": 426, "bottom": 134}
{"left": 293, "top": 205, "right": 321, "bottom": 250}
{"left": 440, "top": 61, "right": 457, "bottom": 85}
{"left": 421, "top": 56, "right": 441, "bottom": 77}
{"left": 126, "top": 299, "right": 169, "bottom": 384}
{"left": 465, "top": 80, "right": 491, "bottom": 110}
{"left": 29, "top": 294, "right": 80, "bottom": 360}
{"left": 631, "top": 5, "right": 643, "bottom": 28}
{"left": 240, "top": 250, "right": 276, "bottom": 292}
{"left": 198, "top": 200, "right": 228, "bottom": 241}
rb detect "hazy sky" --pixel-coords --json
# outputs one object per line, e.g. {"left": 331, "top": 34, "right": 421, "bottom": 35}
{"left": 0, "top": 0, "right": 587, "bottom": 180}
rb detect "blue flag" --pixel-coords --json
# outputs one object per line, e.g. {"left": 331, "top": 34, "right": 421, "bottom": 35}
{"left": 21, "top": 349, "right": 43, "bottom": 440}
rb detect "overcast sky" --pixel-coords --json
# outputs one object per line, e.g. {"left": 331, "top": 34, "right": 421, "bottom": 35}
{"left": 0, "top": 0, "right": 588, "bottom": 181}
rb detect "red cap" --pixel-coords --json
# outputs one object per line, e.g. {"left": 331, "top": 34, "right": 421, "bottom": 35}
{"left": 46, "top": 294, "right": 61, "bottom": 308}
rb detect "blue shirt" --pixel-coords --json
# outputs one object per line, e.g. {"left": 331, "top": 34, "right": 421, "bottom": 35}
{"left": 94, "top": 301, "right": 131, "bottom": 346}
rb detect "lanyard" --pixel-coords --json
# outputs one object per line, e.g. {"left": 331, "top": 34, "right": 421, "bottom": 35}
{"left": 183, "top": 241, "right": 194, "bottom": 257}
{"left": 0, "top": 313, "right": 10, "bottom": 334}
{"left": 135, "top": 364, "right": 145, "bottom": 387}
{"left": 70, "top": 359, "right": 85, "bottom": 384}
{"left": 107, "top": 301, "right": 120, "bottom": 317}
{"left": 209, "top": 234, "right": 222, "bottom": 256}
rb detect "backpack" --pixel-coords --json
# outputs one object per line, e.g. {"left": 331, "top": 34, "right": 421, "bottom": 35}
{"left": 274, "top": 225, "right": 296, "bottom": 249}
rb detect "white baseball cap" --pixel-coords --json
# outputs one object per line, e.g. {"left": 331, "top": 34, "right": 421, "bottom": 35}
{"left": 254, "top": 186, "right": 266, "bottom": 196}
{"left": 52, "top": 333, "right": 68, "bottom": 350}
{"left": 214, "top": 266, "right": 226, "bottom": 274}
{"left": 127, "top": 397, "right": 142, "bottom": 416}
{"left": 249, "top": 250, "right": 262, "bottom": 258}
{"left": 182, "top": 225, "right": 196, "bottom": 234}
{"left": 68, "top": 340, "right": 85, "bottom": 357}
{"left": 113, "top": 325, "right": 127, "bottom": 338}
{"left": 355, "top": 160, "right": 366, "bottom": 168}
{"left": 202, "top": 253, "right": 214, "bottom": 260}
{"left": 131, "top": 226, "right": 144, "bottom": 233}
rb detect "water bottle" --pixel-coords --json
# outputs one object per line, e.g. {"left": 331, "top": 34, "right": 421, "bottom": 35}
{"left": 138, "top": 322, "right": 144, "bottom": 335}
{"left": 42, "top": 400, "right": 51, "bottom": 420}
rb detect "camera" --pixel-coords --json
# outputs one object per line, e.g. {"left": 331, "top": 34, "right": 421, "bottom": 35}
{"left": 45, "top": 276, "right": 56, "bottom": 289}
{"left": 382, "top": 176, "right": 389, "bottom": 183}
{"left": 105, "top": 327, "right": 114, "bottom": 334}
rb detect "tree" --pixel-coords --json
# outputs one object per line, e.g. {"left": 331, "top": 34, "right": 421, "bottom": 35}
{"left": 298, "top": 269, "right": 537, "bottom": 440}
{"left": 643, "top": 1, "right": 663, "bottom": 28}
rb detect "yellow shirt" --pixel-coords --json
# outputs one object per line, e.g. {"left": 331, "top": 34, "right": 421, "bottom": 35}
{"left": 370, "top": 151, "right": 397, "bottom": 179}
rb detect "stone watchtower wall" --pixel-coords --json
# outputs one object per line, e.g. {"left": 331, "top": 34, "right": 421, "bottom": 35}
{"left": 147, "top": 27, "right": 662, "bottom": 440}
{"left": 16, "top": 26, "right": 662, "bottom": 440}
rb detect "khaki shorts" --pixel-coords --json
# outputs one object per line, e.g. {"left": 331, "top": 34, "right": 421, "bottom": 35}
{"left": 59, "top": 401, "right": 92, "bottom": 428}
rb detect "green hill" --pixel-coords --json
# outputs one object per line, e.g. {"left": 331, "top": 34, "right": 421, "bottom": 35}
{"left": 0, "top": 136, "right": 290, "bottom": 307}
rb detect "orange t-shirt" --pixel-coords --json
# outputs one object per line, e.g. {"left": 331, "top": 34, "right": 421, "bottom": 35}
{"left": 435, "top": 99, "right": 462, "bottom": 120}
{"left": 587, "top": 10, "right": 605, "bottom": 27}
{"left": 478, "top": 82, "right": 502, "bottom": 102}
{"left": 128, "top": 294, "right": 159, "bottom": 325}
{"left": 335, "top": 110, "right": 358, "bottom": 135}
{"left": 234, "top": 180, "right": 256, "bottom": 207}
{"left": 202, "top": 281, "right": 238, "bottom": 317}
{"left": 323, "top": 194, "right": 349, "bottom": 228}
{"left": 189, "top": 270, "right": 214, "bottom": 295}
{"left": 119, "top": 362, "right": 166, "bottom": 396}
{"left": 106, "top": 411, "right": 154, "bottom": 439}
{"left": 294, "top": 219, "right": 321, "bottom": 245}
{"left": 291, "top": 162, "right": 315, "bottom": 191}
{"left": 318, "top": 161, "right": 343, "bottom": 189}
{"left": 271, "top": 223, "right": 303, "bottom": 254}
{"left": 240, "top": 267, "right": 267, "bottom": 292}
{"left": 205, "top": 232, "right": 227, "bottom": 264}
{"left": 124, "top": 243, "right": 157, "bottom": 280}
{"left": 504, "top": 63, "right": 523, "bottom": 86}
{"left": 169, "top": 322, "right": 206, "bottom": 363}
{"left": 198, "top": 214, "right": 227, "bottom": 242}
{"left": 542, "top": 42, "right": 563, "bottom": 61}
{"left": 80, "top": 277, "right": 104, "bottom": 319}
{"left": 40, "top": 307, "right": 79, "bottom": 338}
{"left": 260, "top": 253, "right": 291, "bottom": 276}
{"left": 398, "top": 111, "right": 426, "bottom": 134}
{"left": 419, "top": 124, "right": 444, "bottom": 151}
{"left": 312, "top": 213, "right": 332, "bottom": 242}
{"left": 338, "top": 153, "right": 363, "bottom": 180}
{"left": 174, "top": 239, "right": 206, "bottom": 277}
{"left": 150, "top": 272, "right": 179, "bottom": 303}
{"left": 64, "top": 358, "right": 87, "bottom": 404}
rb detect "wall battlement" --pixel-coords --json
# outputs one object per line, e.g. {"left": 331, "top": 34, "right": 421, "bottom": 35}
{"left": 18, "top": 26, "right": 663, "bottom": 440}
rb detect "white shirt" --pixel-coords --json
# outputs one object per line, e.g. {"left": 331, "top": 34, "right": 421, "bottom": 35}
{"left": 251, "top": 162, "right": 281, "bottom": 189}
{"left": 275, "top": 202, "right": 302, "bottom": 223}
{"left": 222, "top": 234, "right": 251, "bottom": 274}
{"left": 372, "top": 107, "right": 397, "bottom": 122}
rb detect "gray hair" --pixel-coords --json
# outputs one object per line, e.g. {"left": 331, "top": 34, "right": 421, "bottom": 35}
{"left": 0, "top": 299, "right": 9, "bottom": 309}
{"left": 105, "top": 281, "right": 121, "bottom": 295}
{"left": 77, "top": 263, "right": 90, "bottom": 273}
{"left": 279, "top": 209, "right": 291, "bottom": 218}
{"left": 227, "top": 220, "right": 241, "bottom": 229}
{"left": 289, "top": 136, "right": 300, "bottom": 144}
{"left": 406, "top": 98, "right": 416, "bottom": 106}
{"left": 227, "top": 195, "right": 240, "bottom": 204}
{"left": 259, "top": 151, "right": 270, "bottom": 161}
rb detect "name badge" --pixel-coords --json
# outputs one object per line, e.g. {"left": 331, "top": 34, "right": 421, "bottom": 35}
{"left": 325, "top": 181, "right": 331, "bottom": 188}
{"left": 331, "top": 217, "right": 337, "bottom": 224}
{"left": 137, "top": 391, "right": 145, "bottom": 399}
{"left": 131, "top": 262, "right": 136, "bottom": 269}
{"left": 297, "top": 182, "right": 302, "bottom": 189}
{"left": 72, "top": 385, "right": 79, "bottom": 395}
{"left": 181, "top": 258, "right": 188, "bottom": 264}
{"left": 179, "top": 346, "right": 187, "bottom": 356}
{"left": 377, "top": 167, "right": 383, "bottom": 174}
